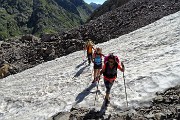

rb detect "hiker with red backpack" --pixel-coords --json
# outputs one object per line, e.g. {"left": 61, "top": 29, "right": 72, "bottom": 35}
{"left": 92, "top": 47, "right": 105, "bottom": 83}
{"left": 99, "top": 53, "right": 125, "bottom": 106}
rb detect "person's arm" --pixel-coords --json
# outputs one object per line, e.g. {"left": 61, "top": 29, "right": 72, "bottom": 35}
{"left": 101, "top": 53, "right": 105, "bottom": 57}
{"left": 92, "top": 53, "right": 96, "bottom": 63}
{"left": 117, "top": 63, "right": 124, "bottom": 72}
{"left": 100, "top": 64, "right": 106, "bottom": 76}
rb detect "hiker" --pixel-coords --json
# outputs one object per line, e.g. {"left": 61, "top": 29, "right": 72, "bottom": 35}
{"left": 92, "top": 47, "right": 105, "bottom": 83}
{"left": 99, "top": 54, "right": 124, "bottom": 106}
{"left": 84, "top": 39, "right": 95, "bottom": 65}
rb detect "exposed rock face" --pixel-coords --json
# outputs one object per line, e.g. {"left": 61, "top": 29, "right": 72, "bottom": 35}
{"left": 48, "top": 85, "right": 180, "bottom": 120}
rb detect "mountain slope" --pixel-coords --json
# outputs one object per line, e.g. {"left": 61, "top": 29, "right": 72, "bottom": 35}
{"left": 89, "top": 2, "right": 101, "bottom": 11}
{"left": 0, "top": 0, "right": 93, "bottom": 40}
{"left": 74, "top": 0, "right": 180, "bottom": 43}
{"left": 0, "top": 10, "right": 180, "bottom": 120}
{"left": 88, "top": 0, "right": 131, "bottom": 21}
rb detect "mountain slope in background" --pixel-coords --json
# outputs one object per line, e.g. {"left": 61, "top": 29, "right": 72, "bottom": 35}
{"left": 0, "top": 0, "right": 93, "bottom": 40}
{"left": 89, "top": 2, "right": 101, "bottom": 11}
{"left": 73, "top": 0, "right": 180, "bottom": 43}
{"left": 88, "top": 0, "right": 131, "bottom": 21}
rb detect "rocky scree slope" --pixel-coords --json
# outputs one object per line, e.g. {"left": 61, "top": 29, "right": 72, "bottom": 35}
{"left": 69, "top": 0, "right": 180, "bottom": 43}
{"left": 49, "top": 85, "right": 180, "bottom": 120}
{"left": 88, "top": 0, "right": 131, "bottom": 21}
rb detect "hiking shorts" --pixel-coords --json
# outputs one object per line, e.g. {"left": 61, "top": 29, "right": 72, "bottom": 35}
{"left": 104, "top": 79, "right": 114, "bottom": 94}
{"left": 94, "top": 64, "right": 102, "bottom": 69}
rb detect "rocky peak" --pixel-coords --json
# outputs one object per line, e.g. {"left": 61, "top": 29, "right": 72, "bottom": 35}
{"left": 89, "top": 2, "right": 101, "bottom": 11}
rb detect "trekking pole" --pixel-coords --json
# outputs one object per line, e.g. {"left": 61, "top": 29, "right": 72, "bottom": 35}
{"left": 83, "top": 50, "right": 85, "bottom": 61}
{"left": 94, "top": 77, "right": 100, "bottom": 106}
{"left": 121, "top": 62, "right": 128, "bottom": 107}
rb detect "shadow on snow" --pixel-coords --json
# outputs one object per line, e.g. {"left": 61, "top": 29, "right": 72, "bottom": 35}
{"left": 73, "top": 61, "right": 88, "bottom": 78}
{"left": 75, "top": 83, "right": 97, "bottom": 104}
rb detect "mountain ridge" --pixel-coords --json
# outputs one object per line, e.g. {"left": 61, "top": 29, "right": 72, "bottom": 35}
{"left": 89, "top": 2, "right": 101, "bottom": 10}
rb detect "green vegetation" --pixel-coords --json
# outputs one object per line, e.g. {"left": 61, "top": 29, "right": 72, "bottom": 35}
{"left": 0, "top": 8, "right": 20, "bottom": 40}
{"left": 0, "top": 0, "right": 93, "bottom": 40}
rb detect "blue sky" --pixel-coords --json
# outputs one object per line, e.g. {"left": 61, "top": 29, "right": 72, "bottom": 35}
{"left": 84, "top": 0, "right": 106, "bottom": 4}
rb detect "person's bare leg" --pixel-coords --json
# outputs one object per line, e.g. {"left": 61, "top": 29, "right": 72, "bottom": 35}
{"left": 93, "top": 69, "right": 98, "bottom": 83}
{"left": 97, "top": 69, "right": 101, "bottom": 79}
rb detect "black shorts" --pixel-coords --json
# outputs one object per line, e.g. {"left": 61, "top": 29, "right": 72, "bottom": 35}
{"left": 87, "top": 53, "right": 92, "bottom": 58}
{"left": 104, "top": 79, "right": 114, "bottom": 94}
{"left": 87, "top": 53, "right": 92, "bottom": 60}
{"left": 94, "top": 64, "right": 102, "bottom": 69}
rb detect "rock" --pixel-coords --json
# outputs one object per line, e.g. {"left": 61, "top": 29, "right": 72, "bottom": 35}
{"left": 40, "top": 34, "right": 57, "bottom": 42}
{"left": 154, "top": 95, "right": 164, "bottom": 103}
{"left": 52, "top": 112, "right": 70, "bottom": 120}
{"left": 146, "top": 112, "right": 155, "bottom": 119}
{"left": 166, "top": 110, "right": 174, "bottom": 118}
{"left": 176, "top": 105, "right": 180, "bottom": 113}
{"left": 67, "top": 45, "right": 76, "bottom": 53}
{"left": 155, "top": 112, "right": 166, "bottom": 120}
{"left": 21, "top": 34, "right": 39, "bottom": 42}
{"left": 0, "top": 63, "right": 11, "bottom": 79}
{"left": 176, "top": 105, "right": 180, "bottom": 119}
{"left": 1, "top": 42, "right": 11, "bottom": 49}
{"left": 164, "top": 97, "right": 173, "bottom": 104}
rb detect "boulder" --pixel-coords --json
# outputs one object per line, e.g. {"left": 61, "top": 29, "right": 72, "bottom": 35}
{"left": 0, "top": 63, "right": 11, "bottom": 79}
{"left": 21, "top": 34, "right": 39, "bottom": 42}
